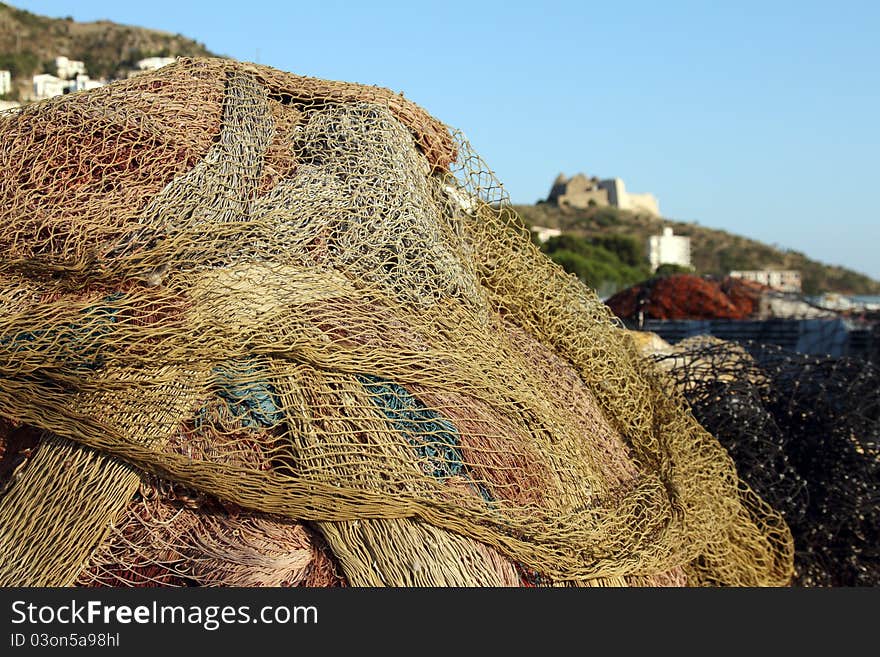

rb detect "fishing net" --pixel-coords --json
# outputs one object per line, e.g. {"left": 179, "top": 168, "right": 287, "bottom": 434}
{"left": 0, "top": 57, "right": 793, "bottom": 587}
{"left": 606, "top": 273, "right": 836, "bottom": 322}
{"left": 648, "top": 336, "right": 879, "bottom": 586}
{"left": 606, "top": 275, "right": 761, "bottom": 321}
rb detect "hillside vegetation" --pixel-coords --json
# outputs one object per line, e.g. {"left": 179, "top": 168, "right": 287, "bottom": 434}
{"left": 0, "top": 2, "right": 215, "bottom": 97}
{"left": 513, "top": 202, "right": 880, "bottom": 296}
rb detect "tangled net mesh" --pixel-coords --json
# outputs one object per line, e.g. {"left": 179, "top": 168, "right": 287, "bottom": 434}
{"left": 650, "top": 336, "right": 879, "bottom": 586}
{"left": 0, "top": 57, "right": 793, "bottom": 587}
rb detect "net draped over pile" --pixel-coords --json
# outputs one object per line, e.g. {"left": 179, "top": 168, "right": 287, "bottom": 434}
{"left": 0, "top": 57, "right": 793, "bottom": 587}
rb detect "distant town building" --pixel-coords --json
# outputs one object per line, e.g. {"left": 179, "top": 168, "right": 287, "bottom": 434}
{"left": 73, "top": 74, "right": 105, "bottom": 92}
{"left": 55, "top": 56, "right": 86, "bottom": 80}
{"left": 729, "top": 269, "right": 802, "bottom": 293}
{"left": 812, "top": 293, "right": 880, "bottom": 313}
{"left": 811, "top": 292, "right": 855, "bottom": 312}
{"left": 531, "top": 225, "right": 562, "bottom": 243}
{"left": 23, "top": 55, "right": 114, "bottom": 100}
{"left": 547, "top": 173, "right": 660, "bottom": 216}
{"left": 136, "top": 56, "right": 177, "bottom": 71}
{"left": 648, "top": 227, "right": 691, "bottom": 271}
{"left": 0, "top": 70, "right": 11, "bottom": 96}
{"left": 32, "top": 73, "right": 67, "bottom": 100}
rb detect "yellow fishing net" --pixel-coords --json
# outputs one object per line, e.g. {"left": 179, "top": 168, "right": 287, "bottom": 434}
{"left": 0, "top": 57, "right": 793, "bottom": 587}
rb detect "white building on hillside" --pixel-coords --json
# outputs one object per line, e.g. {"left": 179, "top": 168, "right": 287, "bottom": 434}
{"left": 729, "top": 269, "right": 802, "bottom": 293}
{"left": 137, "top": 56, "right": 177, "bottom": 71}
{"left": 531, "top": 225, "right": 562, "bottom": 243}
{"left": 0, "top": 70, "right": 11, "bottom": 96}
{"left": 73, "top": 74, "right": 105, "bottom": 92}
{"left": 32, "top": 74, "right": 67, "bottom": 100}
{"left": 648, "top": 227, "right": 691, "bottom": 271}
{"left": 55, "top": 56, "right": 86, "bottom": 79}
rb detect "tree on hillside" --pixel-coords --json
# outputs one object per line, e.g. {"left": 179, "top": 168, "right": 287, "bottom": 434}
{"left": 655, "top": 263, "right": 695, "bottom": 277}
{"left": 540, "top": 233, "right": 651, "bottom": 295}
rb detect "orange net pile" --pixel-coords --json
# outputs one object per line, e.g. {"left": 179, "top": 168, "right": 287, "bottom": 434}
{"left": 605, "top": 274, "right": 766, "bottom": 321}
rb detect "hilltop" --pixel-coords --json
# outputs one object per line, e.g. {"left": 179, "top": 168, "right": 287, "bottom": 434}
{"left": 512, "top": 202, "right": 880, "bottom": 297}
{"left": 0, "top": 2, "right": 215, "bottom": 97}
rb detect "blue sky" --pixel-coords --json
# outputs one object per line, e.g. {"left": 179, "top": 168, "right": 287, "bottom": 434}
{"left": 11, "top": 1, "right": 880, "bottom": 280}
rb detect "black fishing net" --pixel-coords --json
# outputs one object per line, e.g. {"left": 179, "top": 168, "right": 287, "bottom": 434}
{"left": 653, "top": 337, "right": 880, "bottom": 586}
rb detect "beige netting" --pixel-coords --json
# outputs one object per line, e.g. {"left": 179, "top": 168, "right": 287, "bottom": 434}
{"left": 0, "top": 57, "right": 793, "bottom": 587}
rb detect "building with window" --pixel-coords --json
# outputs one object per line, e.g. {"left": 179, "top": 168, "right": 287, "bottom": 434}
{"left": 729, "top": 269, "right": 802, "bottom": 293}
{"left": 32, "top": 73, "right": 66, "bottom": 100}
{"left": 55, "top": 56, "right": 86, "bottom": 80}
{"left": 648, "top": 227, "right": 691, "bottom": 271}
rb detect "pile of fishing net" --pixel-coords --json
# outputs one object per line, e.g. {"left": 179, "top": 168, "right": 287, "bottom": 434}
{"left": 607, "top": 274, "right": 838, "bottom": 322}
{"left": 605, "top": 274, "right": 763, "bottom": 320}
{"left": 0, "top": 57, "right": 793, "bottom": 587}
{"left": 606, "top": 274, "right": 784, "bottom": 319}
{"left": 640, "top": 334, "right": 879, "bottom": 586}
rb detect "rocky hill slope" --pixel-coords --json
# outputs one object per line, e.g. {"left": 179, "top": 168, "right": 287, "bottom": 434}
{"left": 0, "top": 2, "right": 215, "bottom": 97}
{"left": 513, "top": 202, "right": 880, "bottom": 296}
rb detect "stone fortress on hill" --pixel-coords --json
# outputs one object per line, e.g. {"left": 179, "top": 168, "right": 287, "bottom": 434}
{"left": 539, "top": 173, "right": 803, "bottom": 292}
{"left": 546, "top": 173, "right": 660, "bottom": 217}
